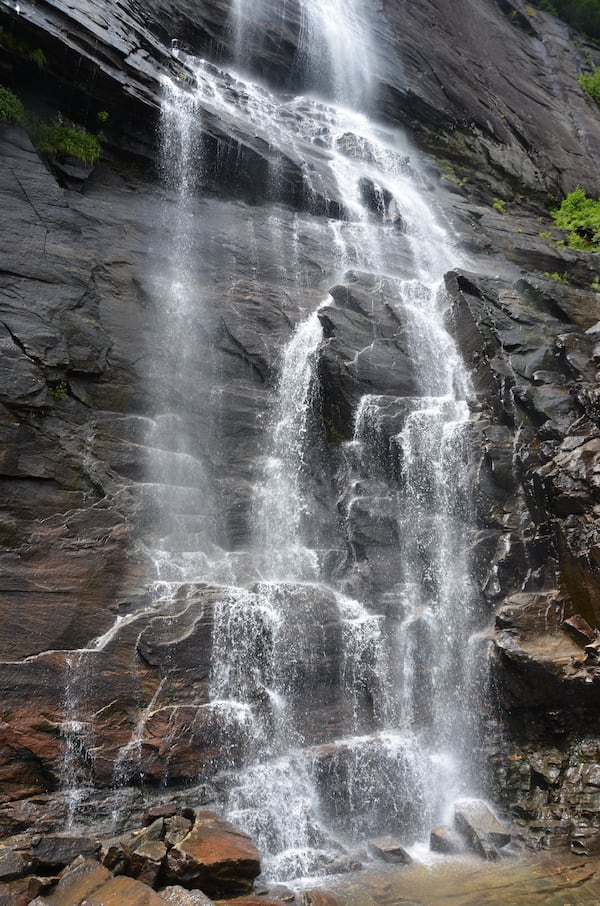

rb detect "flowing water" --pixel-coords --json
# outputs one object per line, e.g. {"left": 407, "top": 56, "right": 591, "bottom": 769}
{"left": 141, "top": 0, "right": 486, "bottom": 881}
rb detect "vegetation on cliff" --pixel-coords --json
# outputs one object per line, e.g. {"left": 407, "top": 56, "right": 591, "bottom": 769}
{"left": 0, "top": 83, "right": 101, "bottom": 164}
{"left": 0, "top": 85, "right": 24, "bottom": 123}
{"left": 536, "top": 0, "right": 600, "bottom": 38}
{"left": 578, "top": 65, "right": 600, "bottom": 104}
{"left": 551, "top": 186, "right": 600, "bottom": 250}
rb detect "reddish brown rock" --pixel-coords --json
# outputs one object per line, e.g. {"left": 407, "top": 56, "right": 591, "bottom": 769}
{"left": 563, "top": 614, "right": 597, "bottom": 645}
{"left": 301, "top": 890, "right": 340, "bottom": 906}
{"left": 164, "top": 811, "right": 260, "bottom": 895}
{"left": 43, "top": 857, "right": 112, "bottom": 905}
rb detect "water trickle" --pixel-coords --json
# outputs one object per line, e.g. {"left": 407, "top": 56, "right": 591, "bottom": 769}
{"left": 254, "top": 308, "right": 324, "bottom": 581}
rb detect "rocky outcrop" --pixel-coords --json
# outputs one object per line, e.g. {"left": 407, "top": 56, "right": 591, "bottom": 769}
{"left": 0, "top": 0, "right": 600, "bottom": 876}
{"left": 0, "top": 808, "right": 262, "bottom": 904}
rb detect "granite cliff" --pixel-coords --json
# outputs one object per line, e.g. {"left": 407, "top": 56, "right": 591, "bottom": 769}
{"left": 0, "top": 0, "right": 600, "bottom": 888}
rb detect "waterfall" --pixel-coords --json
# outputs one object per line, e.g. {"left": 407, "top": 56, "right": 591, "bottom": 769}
{"left": 148, "top": 0, "right": 485, "bottom": 882}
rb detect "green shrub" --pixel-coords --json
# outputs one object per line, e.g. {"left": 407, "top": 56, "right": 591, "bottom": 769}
{"left": 544, "top": 271, "right": 570, "bottom": 284}
{"left": 492, "top": 197, "right": 507, "bottom": 213}
{"left": 30, "top": 121, "right": 101, "bottom": 165}
{"left": 0, "top": 85, "right": 24, "bottom": 123}
{"left": 550, "top": 186, "right": 600, "bottom": 251}
{"left": 578, "top": 67, "right": 600, "bottom": 105}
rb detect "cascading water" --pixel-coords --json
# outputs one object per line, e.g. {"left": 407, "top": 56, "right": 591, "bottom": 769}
{"left": 149, "top": 0, "right": 487, "bottom": 882}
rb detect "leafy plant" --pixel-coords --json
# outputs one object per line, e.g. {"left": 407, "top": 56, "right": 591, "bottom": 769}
{"left": 29, "top": 47, "right": 46, "bottom": 68}
{"left": 578, "top": 66, "right": 600, "bottom": 105}
{"left": 591, "top": 281, "right": 600, "bottom": 292}
{"left": 550, "top": 186, "right": 600, "bottom": 251}
{"left": 493, "top": 197, "right": 507, "bottom": 213}
{"left": 30, "top": 121, "right": 101, "bottom": 165}
{"left": 544, "top": 271, "right": 570, "bottom": 284}
{"left": 433, "top": 158, "right": 469, "bottom": 187}
{"left": 0, "top": 85, "right": 24, "bottom": 123}
{"left": 50, "top": 380, "right": 68, "bottom": 401}
{"left": 96, "top": 110, "right": 109, "bottom": 124}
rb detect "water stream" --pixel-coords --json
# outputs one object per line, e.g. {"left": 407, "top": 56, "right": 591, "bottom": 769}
{"left": 145, "top": 0, "right": 485, "bottom": 882}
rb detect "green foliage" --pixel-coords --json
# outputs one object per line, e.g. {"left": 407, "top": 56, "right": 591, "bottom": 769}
{"left": 492, "top": 197, "right": 507, "bottom": 213}
{"left": 0, "top": 29, "right": 47, "bottom": 67}
{"left": 433, "top": 159, "right": 469, "bottom": 187}
{"left": 29, "top": 47, "right": 46, "bottom": 68}
{"left": 534, "top": 0, "right": 600, "bottom": 38}
{"left": 591, "top": 281, "right": 600, "bottom": 292}
{"left": 97, "top": 110, "right": 109, "bottom": 124}
{"left": 50, "top": 380, "right": 68, "bottom": 401}
{"left": 578, "top": 67, "right": 600, "bottom": 105}
{"left": 544, "top": 270, "right": 570, "bottom": 284}
{"left": 30, "top": 121, "right": 101, "bottom": 165}
{"left": 550, "top": 186, "right": 600, "bottom": 250}
{"left": 0, "top": 85, "right": 24, "bottom": 123}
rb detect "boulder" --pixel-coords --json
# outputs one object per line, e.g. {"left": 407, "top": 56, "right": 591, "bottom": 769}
{"left": 301, "top": 891, "right": 341, "bottom": 906}
{"left": 0, "top": 847, "right": 26, "bottom": 881}
{"left": 454, "top": 799, "right": 511, "bottom": 860}
{"left": 429, "top": 825, "right": 465, "bottom": 855}
{"left": 367, "top": 836, "right": 412, "bottom": 864}
{"left": 215, "top": 899, "right": 285, "bottom": 906}
{"left": 32, "top": 836, "right": 101, "bottom": 872}
{"left": 128, "top": 840, "right": 168, "bottom": 887}
{"left": 158, "top": 887, "right": 215, "bottom": 905}
{"left": 75, "top": 876, "right": 169, "bottom": 906}
{"left": 163, "top": 811, "right": 260, "bottom": 895}
{"left": 43, "top": 858, "right": 112, "bottom": 905}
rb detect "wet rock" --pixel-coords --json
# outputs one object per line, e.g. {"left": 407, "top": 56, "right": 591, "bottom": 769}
{"left": 301, "top": 891, "right": 340, "bottom": 906}
{"left": 143, "top": 804, "right": 178, "bottom": 826}
{"left": 128, "top": 839, "right": 168, "bottom": 887}
{"left": 562, "top": 615, "right": 597, "bottom": 645}
{"left": 76, "top": 875, "right": 169, "bottom": 905}
{"left": 367, "top": 836, "right": 412, "bottom": 864}
{"left": 163, "top": 811, "right": 260, "bottom": 896}
{"left": 216, "top": 899, "right": 285, "bottom": 906}
{"left": 42, "top": 858, "right": 112, "bottom": 906}
{"left": 164, "top": 817, "right": 194, "bottom": 848}
{"left": 0, "top": 847, "right": 26, "bottom": 881}
{"left": 158, "top": 887, "right": 215, "bottom": 905}
{"left": 429, "top": 825, "right": 465, "bottom": 855}
{"left": 454, "top": 799, "right": 511, "bottom": 861}
{"left": 31, "top": 836, "right": 101, "bottom": 872}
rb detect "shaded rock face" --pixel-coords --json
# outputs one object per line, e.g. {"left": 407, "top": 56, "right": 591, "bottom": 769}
{"left": 0, "top": 0, "right": 599, "bottom": 871}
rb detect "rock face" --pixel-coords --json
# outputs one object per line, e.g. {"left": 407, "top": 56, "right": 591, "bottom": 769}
{"left": 0, "top": 0, "right": 599, "bottom": 870}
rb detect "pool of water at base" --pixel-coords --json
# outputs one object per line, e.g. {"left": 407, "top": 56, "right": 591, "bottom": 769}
{"left": 315, "top": 853, "right": 600, "bottom": 906}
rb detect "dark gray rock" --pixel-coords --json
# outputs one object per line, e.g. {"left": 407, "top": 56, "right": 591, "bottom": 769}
{"left": 367, "top": 836, "right": 412, "bottom": 864}
{"left": 429, "top": 825, "right": 465, "bottom": 855}
{"left": 454, "top": 799, "right": 511, "bottom": 860}
{"left": 0, "top": 847, "right": 26, "bottom": 881}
